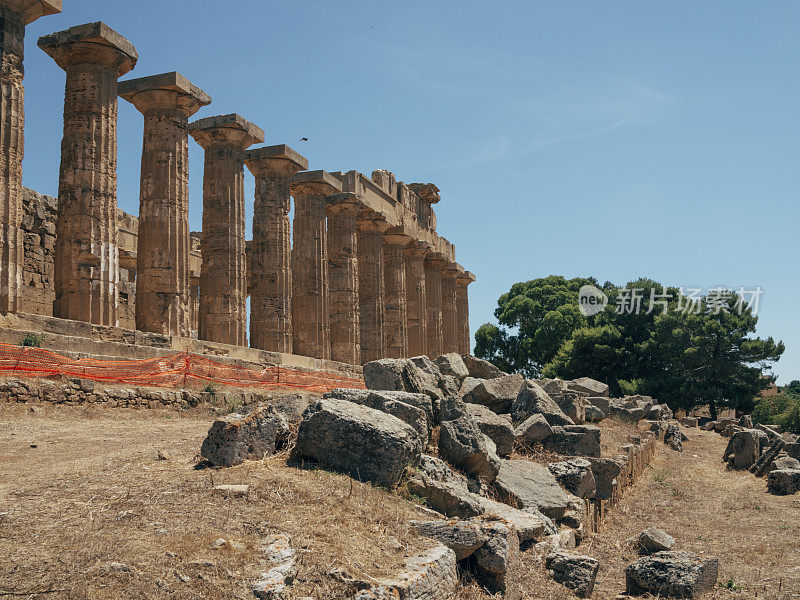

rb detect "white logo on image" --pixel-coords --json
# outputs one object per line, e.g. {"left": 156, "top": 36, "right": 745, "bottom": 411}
{"left": 578, "top": 285, "right": 608, "bottom": 316}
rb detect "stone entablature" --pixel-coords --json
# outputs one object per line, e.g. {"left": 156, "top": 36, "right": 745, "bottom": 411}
{"left": 7, "top": 13, "right": 476, "bottom": 367}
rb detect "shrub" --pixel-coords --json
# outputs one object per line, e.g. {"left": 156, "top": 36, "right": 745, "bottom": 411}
{"left": 753, "top": 392, "right": 800, "bottom": 434}
{"left": 20, "top": 333, "right": 44, "bottom": 347}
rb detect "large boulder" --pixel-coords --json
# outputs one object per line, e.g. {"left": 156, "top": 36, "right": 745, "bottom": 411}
{"left": 362, "top": 358, "right": 408, "bottom": 391}
{"left": 722, "top": 429, "right": 761, "bottom": 470}
{"left": 766, "top": 469, "right": 800, "bottom": 495}
{"left": 461, "top": 354, "right": 504, "bottom": 379}
{"left": 625, "top": 551, "right": 719, "bottom": 598}
{"left": 325, "top": 389, "right": 429, "bottom": 445}
{"left": 548, "top": 458, "right": 597, "bottom": 498}
{"left": 546, "top": 551, "right": 599, "bottom": 598}
{"left": 438, "top": 417, "right": 501, "bottom": 483}
{"left": 435, "top": 353, "right": 470, "bottom": 380}
{"left": 584, "top": 404, "right": 606, "bottom": 423}
{"left": 461, "top": 373, "right": 525, "bottom": 414}
{"left": 201, "top": 405, "right": 289, "bottom": 467}
{"left": 586, "top": 457, "right": 624, "bottom": 500}
{"left": 293, "top": 399, "right": 420, "bottom": 487}
{"left": 514, "top": 413, "right": 553, "bottom": 446}
{"left": 544, "top": 425, "right": 601, "bottom": 457}
{"left": 631, "top": 527, "right": 676, "bottom": 554}
{"left": 552, "top": 391, "right": 587, "bottom": 424}
{"left": 464, "top": 403, "right": 515, "bottom": 457}
{"left": 663, "top": 423, "right": 684, "bottom": 452}
{"left": 568, "top": 377, "right": 610, "bottom": 398}
{"left": 511, "top": 380, "right": 574, "bottom": 426}
{"left": 411, "top": 520, "right": 487, "bottom": 560}
{"left": 362, "top": 357, "right": 450, "bottom": 410}
{"left": 327, "top": 388, "right": 435, "bottom": 425}
{"left": 494, "top": 459, "right": 571, "bottom": 519}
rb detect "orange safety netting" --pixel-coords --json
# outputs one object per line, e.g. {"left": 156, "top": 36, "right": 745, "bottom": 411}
{"left": 0, "top": 343, "right": 365, "bottom": 392}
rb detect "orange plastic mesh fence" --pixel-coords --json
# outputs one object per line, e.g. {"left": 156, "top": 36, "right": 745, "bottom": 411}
{"left": 0, "top": 343, "right": 365, "bottom": 392}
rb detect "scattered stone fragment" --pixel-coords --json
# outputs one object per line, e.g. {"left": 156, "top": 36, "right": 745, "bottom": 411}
{"left": 472, "top": 516, "right": 521, "bottom": 599}
{"left": 630, "top": 527, "right": 676, "bottom": 554}
{"left": 252, "top": 534, "right": 297, "bottom": 599}
{"left": 460, "top": 373, "right": 525, "bottom": 413}
{"left": 584, "top": 404, "right": 606, "bottom": 422}
{"left": 663, "top": 423, "right": 683, "bottom": 452}
{"left": 355, "top": 544, "right": 457, "bottom": 600}
{"left": 438, "top": 416, "right": 501, "bottom": 483}
{"left": 514, "top": 413, "right": 553, "bottom": 445}
{"left": 156, "top": 449, "right": 171, "bottom": 461}
{"left": 212, "top": 484, "right": 249, "bottom": 497}
{"left": 723, "top": 429, "right": 761, "bottom": 470}
{"left": 464, "top": 403, "right": 515, "bottom": 457}
{"left": 461, "top": 354, "right": 504, "bottom": 379}
{"left": 201, "top": 405, "right": 289, "bottom": 467}
{"left": 548, "top": 458, "right": 597, "bottom": 498}
{"left": 586, "top": 457, "right": 624, "bottom": 500}
{"left": 435, "top": 353, "right": 470, "bottom": 380}
{"left": 494, "top": 459, "right": 571, "bottom": 519}
{"left": 766, "top": 469, "right": 800, "bottom": 495}
{"left": 625, "top": 551, "right": 719, "bottom": 598}
{"left": 767, "top": 455, "right": 800, "bottom": 473}
{"left": 546, "top": 551, "right": 599, "bottom": 598}
{"left": 544, "top": 425, "right": 601, "bottom": 457}
{"left": 293, "top": 399, "right": 420, "bottom": 487}
{"left": 511, "top": 380, "right": 574, "bottom": 426}
{"left": 568, "top": 377, "right": 609, "bottom": 397}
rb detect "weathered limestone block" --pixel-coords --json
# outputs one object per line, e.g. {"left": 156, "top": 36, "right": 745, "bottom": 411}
{"left": 189, "top": 114, "right": 263, "bottom": 346}
{"left": 544, "top": 425, "right": 602, "bottom": 457}
{"left": 472, "top": 516, "right": 521, "bottom": 599}
{"left": 357, "top": 215, "right": 389, "bottom": 364}
{"left": 455, "top": 271, "right": 475, "bottom": 355}
{"left": 39, "top": 22, "right": 138, "bottom": 325}
{"left": 404, "top": 241, "right": 429, "bottom": 358}
{"left": 548, "top": 458, "right": 597, "bottom": 498}
{"left": 494, "top": 459, "right": 571, "bottom": 520}
{"left": 515, "top": 413, "right": 553, "bottom": 445}
{"left": 766, "top": 468, "right": 800, "bottom": 495}
{"left": 723, "top": 428, "right": 761, "bottom": 470}
{"left": 294, "top": 398, "right": 420, "bottom": 486}
{"left": 567, "top": 377, "right": 609, "bottom": 397}
{"left": 438, "top": 416, "right": 501, "bottom": 483}
{"left": 423, "top": 253, "right": 445, "bottom": 358}
{"left": 440, "top": 263, "right": 459, "bottom": 354}
{"left": 354, "top": 545, "right": 457, "bottom": 600}
{"left": 0, "top": 1, "right": 61, "bottom": 313}
{"left": 325, "top": 192, "right": 361, "bottom": 365}
{"left": 461, "top": 354, "right": 503, "bottom": 379}
{"left": 586, "top": 457, "right": 624, "bottom": 500}
{"left": 630, "top": 527, "right": 676, "bottom": 555}
{"left": 245, "top": 145, "right": 308, "bottom": 354}
{"left": 251, "top": 534, "right": 297, "bottom": 599}
{"left": 383, "top": 230, "right": 410, "bottom": 358}
{"left": 511, "top": 380, "right": 574, "bottom": 426}
{"left": 435, "top": 352, "right": 469, "bottom": 380}
{"left": 119, "top": 72, "right": 211, "bottom": 336}
{"left": 410, "top": 520, "right": 487, "bottom": 560}
{"left": 200, "top": 405, "right": 289, "bottom": 467}
{"left": 290, "top": 170, "right": 342, "bottom": 360}
{"left": 546, "top": 551, "right": 599, "bottom": 598}
{"left": 464, "top": 403, "right": 515, "bottom": 457}
{"left": 460, "top": 373, "right": 525, "bottom": 414}
{"left": 625, "top": 551, "right": 719, "bottom": 598}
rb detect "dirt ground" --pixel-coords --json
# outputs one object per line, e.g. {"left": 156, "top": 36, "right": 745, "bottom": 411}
{"left": 1, "top": 402, "right": 798, "bottom": 599}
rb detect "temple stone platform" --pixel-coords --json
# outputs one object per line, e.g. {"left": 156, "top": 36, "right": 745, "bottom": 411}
{"left": 0, "top": 312, "right": 362, "bottom": 378}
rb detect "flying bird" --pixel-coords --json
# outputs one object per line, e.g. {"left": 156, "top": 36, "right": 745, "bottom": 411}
{"left": 299, "top": 137, "right": 308, "bottom": 141}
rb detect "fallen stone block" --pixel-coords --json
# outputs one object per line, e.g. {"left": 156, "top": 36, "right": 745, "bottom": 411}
{"left": 464, "top": 403, "right": 515, "bottom": 457}
{"left": 494, "top": 459, "right": 570, "bottom": 519}
{"left": 252, "top": 534, "right": 297, "bottom": 599}
{"left": 681, "top": 417, "right": 699, "bottom": 427}
{"left": 511, "top": 380, "right": 574, "bottom": 426}
{"left": 548, "top": 458, "right": 597, "bottom": 498}
{"left": 630, "top": 527, "right": 676, "bottom": 554}
{"left": 514, "top": 413, "right": 553, "bottom": 445}
{"left": 544, "top": 425, "right": 601, "bottom": 457}
{"left": 472, "top": 516, "right": 521, "bottom": 599}
{"left": 460, "top": 373, "right": 525, "bottom": 414}
{"left": 439, "top": 416, "right": 501, "bottom": 483}
{"left": 767, "top": 455, "right": 800, "bottom": 473}
{"left": 435, "top": 353, "right": 469, "bottom": 380}
{"left": 625, "top": 551, "right": 719, "bottom": 598}
{"left": 201, "top": 405, "right": 289, "bottom": 467}
{"left": 663, "top": 423, "right": 683, "bottom": 452}
{"left": 766, "top": 468, "right": 800, "bottom": 495}
{"left": 584, "top": 404, "right": 606, "bottom": 422}
{"left": 354, "top": 544, "right": 457, "bottom": 600}
{"left": 212, "top": 484, "right": 249, "bottom": 497}
{"left": 568, "top": 377, "right": 609, "bottom": 397}
{"left": 586, "top": 457, "right": 624, "bottom": 500}
{"left": 461, "top": 354, "right": 504, "bottom": 379}
{"left": 411, "top": 520, "right": 487, "bottom": 560}
{"left": 294, "top": 399, "right": 420, "bottom": 487}
{"left": 546, "top": 551, "right": 599, "bottom": 598}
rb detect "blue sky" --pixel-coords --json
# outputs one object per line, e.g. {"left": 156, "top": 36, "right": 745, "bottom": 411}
{"left": 21, "top": 1, "right": 800, "bottom": 382}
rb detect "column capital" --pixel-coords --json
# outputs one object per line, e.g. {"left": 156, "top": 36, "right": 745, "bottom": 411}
{"left": 291, "top": 170, "right": 342, "bottom": 197}
{"left": 383, "top": 227, "right": 411, "bottom": 247}
{"left": 408, "top": 182, "right": 440, "bottom": 204}
{"left": 245, "top": 144, "right": 309, "bottom": 177}
{"left": 38, "top": 21, "right": 138, "bottom": 76}
{"left": 189, "top": 113, "right": 264, "bottom": 150}
{"left": 442, "top": 262, "right": 462, "bottom": 278}
{"left": 457, "top": 269, "right": 477, "bottom": 285}
{"left": 326, "top": 192, "right": 362, "bottom": 216}
{"left": 424, "top": 251, "right": 447, "bottom": 268}
{"left": 404, "top": 240, "right": 432, "bottom": 259}
{"left": 119, "top": 71, "right": 211, "bottom": 117}
{"left": 2, "top": 0, "right": 61, "bottom": 24}
{"left": 357, "top": 211, "right": 391, "bottom": 233}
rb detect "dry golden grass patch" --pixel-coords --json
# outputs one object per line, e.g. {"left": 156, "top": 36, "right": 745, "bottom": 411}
{"left": 0, "top": 403, "right": 433, "bottom": 600}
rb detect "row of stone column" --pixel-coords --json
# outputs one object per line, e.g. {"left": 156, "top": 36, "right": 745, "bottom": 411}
{"left": 3, "top": 12, "right": 474, "bottom": 364}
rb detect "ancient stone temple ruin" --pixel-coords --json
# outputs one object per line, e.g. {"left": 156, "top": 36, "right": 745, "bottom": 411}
{"left": 2, "top": 6, "right": 475, "bottom": 367}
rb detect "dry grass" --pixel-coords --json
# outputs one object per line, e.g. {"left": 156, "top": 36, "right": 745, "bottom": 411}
{"left": 0, "top": 403, "right": 432, "bottom": 600}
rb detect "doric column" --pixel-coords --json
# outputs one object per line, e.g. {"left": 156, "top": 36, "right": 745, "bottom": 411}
{"left": 189, "top": 113, "right": 264, "bottom": 346}
{"left": 357, "top": 214, "right": 389, "bottom": 364}
{"left": 383, "top": 229, "right": 410, "bottom": 358}
{"left": 456, "top": 270, "right": 476, "bottom": 354}
{"left": 404, "top": 241, "right": 429, "bottom": 358}
{"left": 290, "top": 170, "right": 342, "bottom": 360}
{"left": 0, "top": 0, "right": 61, "bottom": 313}
{"left": 326, "top": 192, "right": 361, "bottom": 365}
{"left": 39, "top": 22, "right": 138, "bottom": 325}
{"left": 244, "top": 145, "right": 308, "bottom": 353}
{"left": 441, "top": 262, "right": 460, "bottom": 354}
{"left": 424, "top": 252, "right": 446, "bottom": 359}
{"left": 119, "top": 72, "right": 211, "bottom": 337}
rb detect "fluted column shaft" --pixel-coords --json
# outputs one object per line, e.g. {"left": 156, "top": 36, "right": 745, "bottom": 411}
{"left": 441, "top": 265, "right": 459, "bottom": 354}
{"left": 291, "top": 178, "right": 340, "bottom": 360}
{"left": 358, "top": 218, "right": 389, "bottom": 363}
{"left": 424, "top": 255, "right": 445, "bottom": 359}
{"left": 189, "top": 114, "right": 263, "bottom": 347}
{"left": 120, "top": 80, "right": 209, "bottom": 337}
{"left": 327, "top": 195, "right": 361, "bottom": 365}
{"left": 456, "top": 274, "right": 473, "bottom": 354}
{"left": 245, "top": 148, "right": 306, "bottom": 353}
{"left": 39, "top": 25, "right": 137, "bottom": 326}
{"left": 404, "top": 242, "right": 428, "bottom": 357}
{"left": 384, "top": 232, "right": 410, "bottom": 358}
